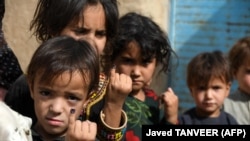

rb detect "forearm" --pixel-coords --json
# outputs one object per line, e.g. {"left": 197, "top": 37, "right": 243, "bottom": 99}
{"left": 165, "top": 114, "right": 178, "bottom": 125}
{"left": 102, "top": 101, "right": 123, "bottom": 127}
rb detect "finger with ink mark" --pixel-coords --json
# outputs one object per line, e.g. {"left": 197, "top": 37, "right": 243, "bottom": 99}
{"left": 68, "top": 108, "right": 76, "bottom": 132}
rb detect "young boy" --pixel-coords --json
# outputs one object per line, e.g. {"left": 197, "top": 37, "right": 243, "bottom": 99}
{"left": 179, "top": 50, "right": 237, "bottom": 124}
{"left": 27, "top": 36, "right": 99, "bottom": 140}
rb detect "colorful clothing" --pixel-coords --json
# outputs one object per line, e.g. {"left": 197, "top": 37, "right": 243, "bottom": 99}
{"left": 179, "top": 107, "right": 238, "bottom": 125}
{"left": 84, "top": 73, "right": 109, "bottom": 120}
{"left": 124, "top": 88, "right": 163, "bottom": 141}
{"left": 223, "top": 89, "right": 250, "bottom": 124}
{"left": 84, "top": 72, "right": 128, "bottom": 141}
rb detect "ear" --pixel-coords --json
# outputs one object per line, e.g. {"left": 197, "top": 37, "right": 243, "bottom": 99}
{"left": 232, "top": 68, "right": 237, "bottom": 79}
{"left": 189, "top": 87, "right": 195, "bottom": 98}
{"left": 225, "top": 82, "right": 232, "bottom": 97}
{"left": 28, "top": 81, "right": 34, "bottom": 99}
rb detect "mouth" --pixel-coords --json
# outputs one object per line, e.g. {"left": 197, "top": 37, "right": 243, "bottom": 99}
{"left": 46, "top": 118, "right": 63, "bottom": 126}
{"left": 132, "top": 80, "right": 142, "bottom": 85}
{"left": 203, "top": 102, "right": 215, "bottom": 107}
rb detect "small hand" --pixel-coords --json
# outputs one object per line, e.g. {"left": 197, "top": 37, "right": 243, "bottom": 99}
{"left": 161, "top": 87, "right": 179, "bottom": 124}
{"left": 101, "top": 67, "right": 132, "bottom": 128}
{"left": 65, "top": 109, "right": 97, "bottom": 141}
{"left": 107, "top": 67, "right": 132, "bottom": 106}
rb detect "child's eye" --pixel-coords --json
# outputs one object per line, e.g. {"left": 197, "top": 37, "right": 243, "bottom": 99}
{"left": 142, "top": 60, "right": 152, "bottom": 66}
{"left": 67, "top": 95, "right": 81, "bottom": 102}
{"left": 73, "top": 28, "right": 88, "bottom": 35}
{"left": 245, "top": 69, "right": 250, "bottom": 74}
{"left": 212, "top": 86, "right": 221, "bottom": 91}
{"left": 96, "top": 31, "right": 106, "bottom": 38}
{"left": 197, "top": 86, "right": 206, "bottom": 91}
{"left": 121, "top": 58, "right": 133, "bottom": 64}
{"left": 39, "top": 90, "right": 51, "bottom": 96}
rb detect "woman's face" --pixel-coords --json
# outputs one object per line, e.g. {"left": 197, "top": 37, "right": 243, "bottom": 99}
{"left": 60, "top": 3, "right": 106, "bottom": 55}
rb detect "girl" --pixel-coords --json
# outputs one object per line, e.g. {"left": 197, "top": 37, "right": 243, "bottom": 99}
{"left": 102, "top": 12, "right": 179, "bottom": 140}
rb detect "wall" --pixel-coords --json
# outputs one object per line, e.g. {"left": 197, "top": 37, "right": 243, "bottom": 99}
{"left": 3, "top": 0, "right": 38, "bottom": 72}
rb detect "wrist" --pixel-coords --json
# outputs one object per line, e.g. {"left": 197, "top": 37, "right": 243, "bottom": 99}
{"left": 97, "top": 110, "right": 127, "bottom": 141}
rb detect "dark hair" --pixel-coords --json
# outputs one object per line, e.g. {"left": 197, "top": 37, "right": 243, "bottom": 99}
{"left": 102, "top": 12, "right": 176, "bottom": 76}
{"left": 228, "top": 37, "right": 250, "bottom": 77}
{"left": 30, "top": 0, "right": 118, "bottom": 43}
{"left": 27, "top": 36, "right": 100, "bottom": 95}
{"left": 187, "top": 50, "right": 232, "bottom": 90}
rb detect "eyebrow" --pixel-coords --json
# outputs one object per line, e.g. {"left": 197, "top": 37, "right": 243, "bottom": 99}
{"left": 65, "top": 91, "right": 86, "bottom": 97}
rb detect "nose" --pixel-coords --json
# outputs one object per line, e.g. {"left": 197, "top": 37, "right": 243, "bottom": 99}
{"left": 84, "top": 33, "right": 95, "bottom": 42}
{"left": 131, "top": 65, "right": 141, "bottom": 77}
{"left": 49, "top": 99, "right": 63, "bottom": 114}
{"left": 205, "top": 89, "right": 213, "bottom": 99}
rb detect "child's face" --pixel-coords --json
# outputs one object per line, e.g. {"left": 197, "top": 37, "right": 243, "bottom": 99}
{"left": 234, "top": 62, "right": 250, "bottom": 95}
{"left": 60, "top": 3, "right": 106, "bottom": 55}
{"left": 114, "top": 41, "right": 156, "bottom": 92}
{"left": 190, "top": 77, "right": 230, "bottom": 117}
{"left": 30, "top": 71, "right": 89, "bottom": 137}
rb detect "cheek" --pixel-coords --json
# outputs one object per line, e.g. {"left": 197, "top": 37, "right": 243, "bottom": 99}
{"left": 60, "top": 29, "right": 72, "bottom": 37}
{"left": 34, "top": 102, "right": 45, "bottom": 117}
{"left": 191, "top": 91, "right": 203, "bottom": 101}
{"left": 243, "top": 75, "right": 250, "bottom": 84}
{"left": 144, "top": 65, "right": 156, "bottom": 79}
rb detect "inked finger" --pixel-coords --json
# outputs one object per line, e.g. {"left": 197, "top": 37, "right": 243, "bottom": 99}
{"left": 68, "top": 109, "right": 76, "bottom": 133}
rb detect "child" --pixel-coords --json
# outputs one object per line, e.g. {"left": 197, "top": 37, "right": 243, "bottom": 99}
{"left": 102, "top": 12, "right": 179, "bottom": 140}
{"left": 223, "top": 37, "right": 250, "bottom": 124}
{"left": 179, "top": 50, "right": 238, "bottom": 125}
{"left": 7, "top": 0, "right": 130, "bottom": 140}
{"left": 27, "top": 36, "right": 98, "bottom": 140}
